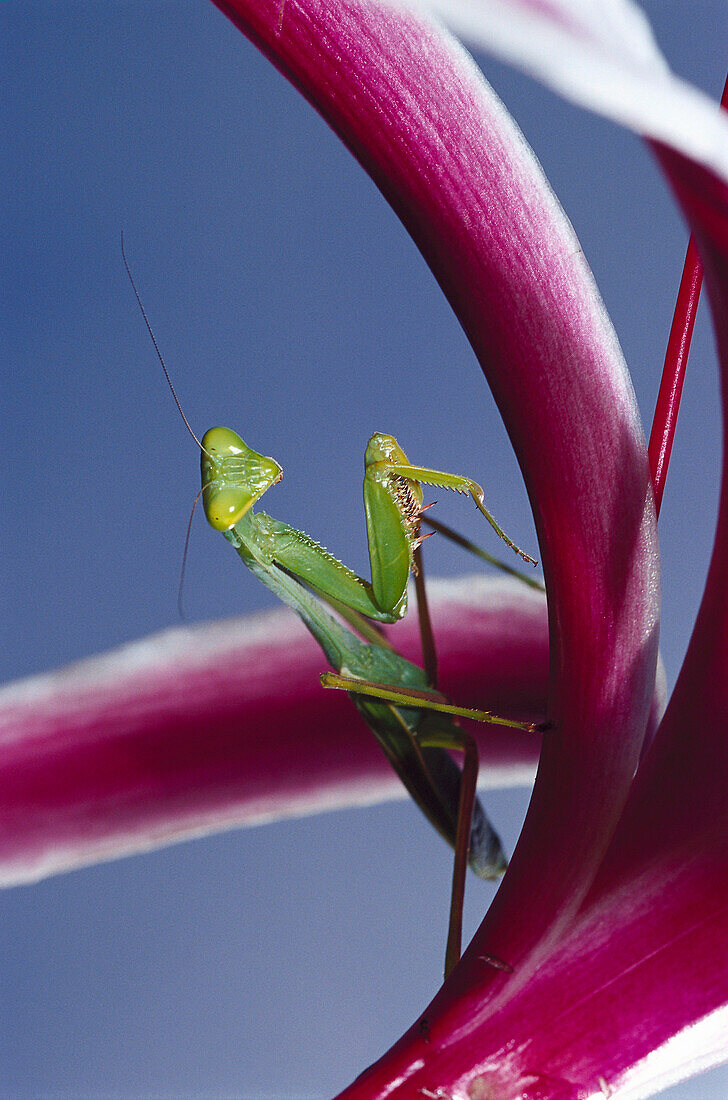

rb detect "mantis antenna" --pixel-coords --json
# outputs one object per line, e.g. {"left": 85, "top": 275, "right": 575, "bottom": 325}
{"left": 120, "top": 231, "right": 209, "bottom": 456}
{"left": 122, "top": 232, "right": 212, "bottom": 614}
{"left": 177, "top": 486, "right": 206, "bottom": 620}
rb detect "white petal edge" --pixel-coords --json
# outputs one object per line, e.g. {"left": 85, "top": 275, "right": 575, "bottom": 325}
{"left": 614, "top": 1004, "right": 728, "bottom": 1099}
{"left": 394, "top": 0, "right": 728, "bottom": 185}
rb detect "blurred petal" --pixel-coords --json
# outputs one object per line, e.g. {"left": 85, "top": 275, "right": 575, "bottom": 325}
{"left": 411, "top": 0, "right": 728, "bottom": 183}
{"left": 213, "top": 0, "right": 659, "bottom": 1008}
{"left": 0, "top": 577, "right": 547, "bottom": 886}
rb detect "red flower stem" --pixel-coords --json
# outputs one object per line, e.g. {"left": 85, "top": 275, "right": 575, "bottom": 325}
{"left": 648, "top": 73, "right": 728, "bottom": 516}
{"left": 648, "top": 238, "right": 703, "bottom": 515}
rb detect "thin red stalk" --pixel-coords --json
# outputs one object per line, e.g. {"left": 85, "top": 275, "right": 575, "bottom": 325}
{"left": 649, "top": 73, "right": 728, "bottom": 515}
{"left": 648, "top": 236, "right": 702, "bottom": 514}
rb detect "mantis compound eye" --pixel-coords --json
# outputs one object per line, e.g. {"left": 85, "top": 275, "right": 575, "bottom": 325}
{"left": 202, "top": 485, "right": 252, "bottom": 531}
{"left": 201, "top": 426, "right": 247, "bottom": 456}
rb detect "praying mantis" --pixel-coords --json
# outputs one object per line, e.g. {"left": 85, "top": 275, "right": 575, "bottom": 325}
{"left": 122, "top": 236, "right": 543, "bottom": 976}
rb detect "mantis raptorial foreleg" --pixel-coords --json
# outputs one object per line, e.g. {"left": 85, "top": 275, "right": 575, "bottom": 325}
{"left": 366, "top": 452, "right": 537, "bottom": 567}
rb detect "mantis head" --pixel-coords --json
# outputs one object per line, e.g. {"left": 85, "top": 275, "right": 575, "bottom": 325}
{"left": 200, "top": 427, "right": 283, "bottom": 531}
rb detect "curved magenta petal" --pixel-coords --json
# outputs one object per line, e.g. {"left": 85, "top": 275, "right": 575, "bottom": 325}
{"left": 336, "top": 46, "right": 728, "bottom": 1100}
{"left": 213, "top": 0, "right": 658, "bottom": 1019}
{"left": 517, "top": 153, "right": 728, "bottom": 1097}
{"left": 0, "top": 578, "right": 547, "bottom": 885}
{"left": 339, "top": 169, "right": 728, "bottom": 1100}
{"left": 338, "top": 853, "right": 728, "bottom": 1099}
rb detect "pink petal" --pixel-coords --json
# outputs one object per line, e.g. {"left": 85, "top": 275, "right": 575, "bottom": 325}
{"left": 330, "top": 17, "right": 728, "bottom": 1100}
{"left": 336, "top": 157, "right": 728, "bottom": 1092}
{"left": 526, "top": 150, "right": 728, "bottom": 1099}
{"left": 206, "top": 0, "right": 728, "bottom": 1094}
{"left": 0, "top": 578, "right": 547, "bottom": 885}
{"left": 213, "top": 0, "right": 658, "bottom": 1012}
{"left": 343, "top": 855, "right": 728, "bottom": 1098}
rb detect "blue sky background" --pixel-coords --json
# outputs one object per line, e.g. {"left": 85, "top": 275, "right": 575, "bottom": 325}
{"left": 2, "top": 2, "right": 728, "bottom": 1096}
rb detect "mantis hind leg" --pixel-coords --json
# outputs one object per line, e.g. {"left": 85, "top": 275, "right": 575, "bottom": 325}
{"left": 319, "top": 672, "right": 542, "bottom": 732}
{"left": 320, "top": 670, "right": 543, "bottom": 975}
{"left": 416, "top": 717, "right": 481, "bottom": 978}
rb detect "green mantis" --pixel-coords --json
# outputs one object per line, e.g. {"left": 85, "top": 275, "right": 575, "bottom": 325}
{"left": 122, "top": 236, "right": 542, "bottom": 976}
{"left": 200, "top": 426, "right": 540, "bottom": 974}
